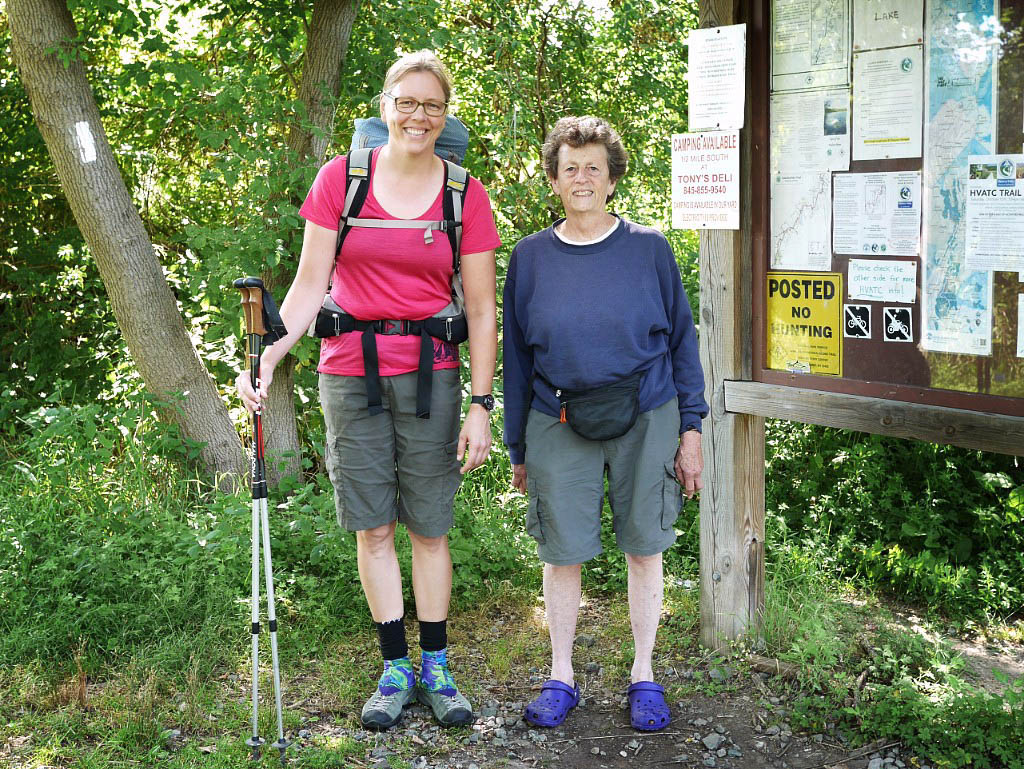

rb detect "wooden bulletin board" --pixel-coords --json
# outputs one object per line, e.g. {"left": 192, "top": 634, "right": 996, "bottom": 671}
{"left": 728, "top": 0, "right": 1024, "bottom": 453}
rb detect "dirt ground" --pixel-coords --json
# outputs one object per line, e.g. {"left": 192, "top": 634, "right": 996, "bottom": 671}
{"left": 293, "top": 662, "right": 899, "bottom": 769}
{"left": 279, "top": 596, "right": 967, "bottom": 769}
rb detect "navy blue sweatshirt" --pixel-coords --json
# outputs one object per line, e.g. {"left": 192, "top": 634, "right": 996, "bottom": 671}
{"left": 502, "top": 217, "right": 709, "bottom": 465}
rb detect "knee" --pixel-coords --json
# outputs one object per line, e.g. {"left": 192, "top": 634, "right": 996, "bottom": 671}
{"left": 356, "top": 523, "right": 397, "bottom": 557}
{"left": 625, "top": 552, "right": 662, "bottom": 574}
{"left": 408, "top": 531, "right": 448, "bottom": 558}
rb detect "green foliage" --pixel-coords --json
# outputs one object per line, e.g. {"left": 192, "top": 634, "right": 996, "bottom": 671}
{"left": 766, "top": 421, "right": 1024, "bottom": 622}
{"left": 858, "top": 676, "right": 1024, "bottom": 768}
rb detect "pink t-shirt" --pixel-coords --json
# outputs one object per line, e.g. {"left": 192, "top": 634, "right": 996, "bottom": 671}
{"left": 299, "top": 148, "right": 501, "bottom": 376}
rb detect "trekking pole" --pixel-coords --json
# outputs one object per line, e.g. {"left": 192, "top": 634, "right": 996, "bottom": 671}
{"left": 234, "top": 277, "right": 290, "bottom": 766}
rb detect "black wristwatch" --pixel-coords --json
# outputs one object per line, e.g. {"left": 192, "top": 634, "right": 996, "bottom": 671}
{"left": 470, "top": 394, "right": 495, "bottom": 411}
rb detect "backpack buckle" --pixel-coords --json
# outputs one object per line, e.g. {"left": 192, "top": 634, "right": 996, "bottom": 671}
{"left": 376, "top": 319, "right": 410, "bottom": 335}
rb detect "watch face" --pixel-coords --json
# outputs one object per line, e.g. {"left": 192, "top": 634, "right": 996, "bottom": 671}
{"left": 483, "top": 394, "right": 495, "bottom": 411}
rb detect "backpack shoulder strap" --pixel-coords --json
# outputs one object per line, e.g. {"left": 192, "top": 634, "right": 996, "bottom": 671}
{"left": 441, "top": 159, "right": 469, "bottom": 273}
{"left": 335, "top": 148, "right": 374, "bottom": 256}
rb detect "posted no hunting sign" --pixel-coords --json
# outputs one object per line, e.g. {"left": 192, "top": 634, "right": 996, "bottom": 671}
{"left": 766, "top": 272, "right": 843, "bottom": 376}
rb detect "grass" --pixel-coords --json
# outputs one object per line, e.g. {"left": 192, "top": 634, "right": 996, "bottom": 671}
{"left": 2, "top": 403, "right": 1023, "bottom": 767}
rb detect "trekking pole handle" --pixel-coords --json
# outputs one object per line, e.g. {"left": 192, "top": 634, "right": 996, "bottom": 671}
{"left": 234, "top": 277, "right": 267, "bottom": 337}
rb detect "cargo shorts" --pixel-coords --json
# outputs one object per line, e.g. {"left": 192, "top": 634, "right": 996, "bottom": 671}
{"left": 319, "top": 368, "right": 461, "bottom": 538}
{"left": 523, "top": 397, "right": 684, "bottom": 565}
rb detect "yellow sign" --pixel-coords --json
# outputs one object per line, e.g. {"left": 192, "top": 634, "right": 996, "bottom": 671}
{"left": 766, "top": 272, "right": 843, "bottom": 376}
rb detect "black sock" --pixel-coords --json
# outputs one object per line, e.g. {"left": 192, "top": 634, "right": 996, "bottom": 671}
{"left": 419, "top": 619, "right": 447, "bottom": 652}
{"left": 376, "top": 617, "right": 408, "bottom": 661}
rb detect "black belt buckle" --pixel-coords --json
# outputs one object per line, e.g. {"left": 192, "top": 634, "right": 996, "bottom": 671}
{"left": 377, "top": 319, "right": 410, "bottom": 336}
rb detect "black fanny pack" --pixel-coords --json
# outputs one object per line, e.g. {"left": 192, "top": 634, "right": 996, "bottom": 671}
{"left": 549, "top": 372, "right": 642, "bottom": 441}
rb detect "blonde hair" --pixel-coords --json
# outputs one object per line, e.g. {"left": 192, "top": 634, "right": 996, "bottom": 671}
{"left": 382, "top": 50, "right": 453, "bottom": 103}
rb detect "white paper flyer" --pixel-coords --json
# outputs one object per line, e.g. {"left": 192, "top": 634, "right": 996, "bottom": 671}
{"left": 833, "top": 171, "right": 922, "bottom": 255}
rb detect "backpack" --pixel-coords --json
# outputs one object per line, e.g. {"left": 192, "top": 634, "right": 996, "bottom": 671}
{"left": 307, "top": 116, "right": 473, "bottom": 419}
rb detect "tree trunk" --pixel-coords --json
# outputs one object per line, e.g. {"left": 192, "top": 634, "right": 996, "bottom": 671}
{"left": 262, "top": 0, "right": 360, "bottom": 485}
{"left": 8, "top": 0, "right": 246, "bottom": 484}
{"left": 287, "top": 0, "right": 361, "bottom": 163}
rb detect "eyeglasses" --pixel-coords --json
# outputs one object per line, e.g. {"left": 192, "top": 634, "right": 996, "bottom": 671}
{"left": 382, "top": 92, "right": 448, "bottom": 117}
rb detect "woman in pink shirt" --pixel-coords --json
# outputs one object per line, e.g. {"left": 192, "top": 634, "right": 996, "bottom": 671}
{"left": 237, "top": 50, "right": 500, "bottom": 730}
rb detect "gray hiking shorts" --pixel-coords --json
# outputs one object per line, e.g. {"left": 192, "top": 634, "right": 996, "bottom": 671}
{"left": 523, "top": 397, "right": 683, "bottom": 565}
{"left": 320, "top": 368, "right": 461, "bottom": 538}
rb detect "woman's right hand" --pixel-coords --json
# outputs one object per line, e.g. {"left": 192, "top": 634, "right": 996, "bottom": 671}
{"left": 236, "top": 365, "right": 274, "bottom": 413}
{"left": 512, "top": 463, "right": 528, "bottom": 494}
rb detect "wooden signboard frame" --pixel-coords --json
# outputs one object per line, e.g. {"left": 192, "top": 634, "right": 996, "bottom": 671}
{"left": 696, "top": 0, "right": 1024, "bottom": 650}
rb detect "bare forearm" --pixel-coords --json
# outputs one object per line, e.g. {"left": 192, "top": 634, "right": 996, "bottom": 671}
{"left": 465, "top": 308, "right": 497, "bottom": 397}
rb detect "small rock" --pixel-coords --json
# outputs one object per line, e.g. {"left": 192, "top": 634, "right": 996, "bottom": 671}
{"left": 627, "top": 739, "right": 641, "bottom": 749}
{"left": 584, "top": 662, "right": 600, "bottom": 673}
{"left": 702, "top": 733, "right": 725, "bottom": 751}
{"left": 468, "top": 732, "right": 479, "bottom": 744}
{"left": 868, "top": 760, "right": 884, "bottom": 769}
{"left": 371, "top": 746, "right": 390, "bottom": 758}
{"left": 769, "top": 696, "right": 780, "bottom": 705}
{"left": 812, "top": 733, "right": 823, "bottom": 743}
{"left": 297, "top": 729, "right": 312, "bottom": 739}
{"left": 717, "top": 748, "right": 727, "bottom": 757}
{"left": 495, "top": 728, "right": 507, "bottom": 739}
{"left": 766, "top": 725, "right": 780, "bottom": 736}
{"left": 469, "top": 764, "right": 480, "bottom": 769}
{"left": 576, "top": 633, "right": 596, "bottom": 647}
{"left": 673, "top": 754, "right": 689, "bottom": 764}
{"left": 620, "top": 751, "right": 629, "bottom": 758}
{"left": 683, "top": 579, "right": 696, "bottom": 589}
{"left": 591, "top": 747, "right": 601, "bottom": 755}
{"left": 411, "top": 758, "right": 428, "bottom": 769}
{"left": 703, "top": 758, "right": 717, "bottom": 768}
{"left": 709, "top": 668, "right": 726, "bottom": 682}
{"left": 694, "top": 718, "right": 708, "bottom": 727}
{"left": 714, "top": 724, "right": 726, "bottom": 734}
{"left": 727, "top": 747, "right": 743, "bottom": 758}
{"left": 754, "top": 740, "right": 766, "bottom": 750}
{"left": 177, "top": 702, "right": 187, "bottom": 712}
{"left": 480, "top": 705, "right": 498, "bottom": 718}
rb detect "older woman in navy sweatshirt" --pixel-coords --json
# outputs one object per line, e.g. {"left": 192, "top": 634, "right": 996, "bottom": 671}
{"left": 503, "top": 116, "right": 708, "bottom": 732}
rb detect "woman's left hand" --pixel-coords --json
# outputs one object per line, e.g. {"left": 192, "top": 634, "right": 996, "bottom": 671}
{"left": 457, "top": 405, "right": 493, "bottom": 474}
{"left": 675, "top": 429, "right": 704, "bottom": 498}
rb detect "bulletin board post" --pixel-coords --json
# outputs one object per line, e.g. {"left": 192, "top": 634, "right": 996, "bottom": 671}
{"left": 696, "top": 0, "right": 766, "bottom": 652}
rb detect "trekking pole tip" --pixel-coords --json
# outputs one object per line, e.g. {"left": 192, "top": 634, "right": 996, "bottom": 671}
{"left": 245, "top": 735, "right": 265, "bottom": 762}
{"left": 272, "top": 738, "right": 291, "bottom": 766}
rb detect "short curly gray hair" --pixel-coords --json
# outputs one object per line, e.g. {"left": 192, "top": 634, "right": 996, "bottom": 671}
{"left": 542, "top": 116, "right": 629, "bottom": 201}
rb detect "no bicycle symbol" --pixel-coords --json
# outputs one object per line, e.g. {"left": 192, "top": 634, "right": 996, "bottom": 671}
{"left": 883, "top": 307, "right": 913, "bottom": 342}
{"left": 843, "top": 304, "right": 871, "bottom": 339}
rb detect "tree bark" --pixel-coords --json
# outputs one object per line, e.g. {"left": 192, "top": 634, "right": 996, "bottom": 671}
{"left": 262, "top": 0, "right": 360, "bottom": 484}
{"left": 287, "top": 0, "right": 361, "bottom": 163}
{"left": 8, "top": 0, "right": 246, "bottom": 484}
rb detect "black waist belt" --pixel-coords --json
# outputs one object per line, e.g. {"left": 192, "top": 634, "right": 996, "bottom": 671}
{"left": 325, "top": 313, "right": 468, "bottom": 419}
